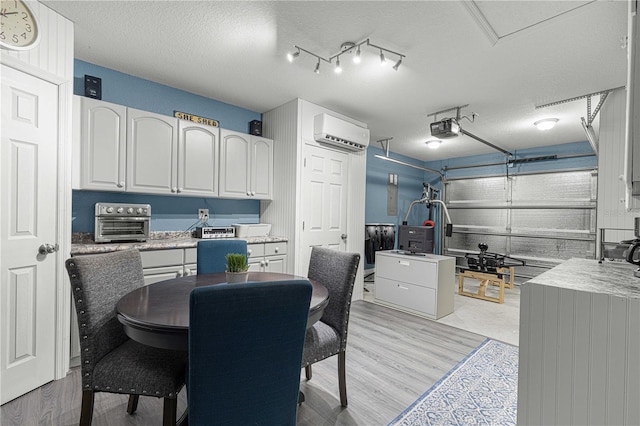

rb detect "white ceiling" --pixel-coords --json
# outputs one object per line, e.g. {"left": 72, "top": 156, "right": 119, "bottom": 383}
{"left": 41, "top": 0, "right": 629, "bottom": 161}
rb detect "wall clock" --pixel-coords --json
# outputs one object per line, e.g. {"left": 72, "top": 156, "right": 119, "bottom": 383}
{"left": 0, "top": 0, "right": 40, "bottom": 50}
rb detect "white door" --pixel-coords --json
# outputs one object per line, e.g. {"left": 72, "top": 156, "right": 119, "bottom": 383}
{"left": 80, "top": 97, "right": 126, "bottom": 191}
{"left": 0, "top": 65, "right": 58, "bottom": 404}
{"left": 219, "top": 130, "right": 250, "bottom": 198}
{"left": 178, "top": 120, "right": 219, "bottom": 196}
{"left": 127, "top": 108, "right": 178, "bottom": 194}
{"left": 299, "top": 144, "right": 349, "bottom": 275}
{"left": 250, "top": 136, "right": 273, "bottom": 200}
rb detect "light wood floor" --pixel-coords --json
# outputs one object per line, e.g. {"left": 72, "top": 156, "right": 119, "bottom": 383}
{"left": 1, "top": 300, "right": 485, "bottom": 426}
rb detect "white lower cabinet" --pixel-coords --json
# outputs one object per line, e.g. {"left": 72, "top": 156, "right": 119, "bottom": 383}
{"left": 374, "top": 251, "right": 455, "bottom": 320}
{"left": 247, "top": 242, "right": 287, "bottom": 273}
{"left": 140, "top": 248, "right": 197, "bottom": 285}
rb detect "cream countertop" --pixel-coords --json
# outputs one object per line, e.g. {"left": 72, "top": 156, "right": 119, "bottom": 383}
{"left": 70, "top": 231, "right": 287, "bottom": 255}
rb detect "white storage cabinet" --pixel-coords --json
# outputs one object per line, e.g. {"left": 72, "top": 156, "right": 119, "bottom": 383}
{"left": 374, "top": 251, "right": 455, "bottom": 320}
{"left": 247, "top": 242, "right": 287, "bottom": 273}
{"left": 74, "top": 96, "right": 127, "bottom": 191}
{"left": 140, "top": 248, "right": 197, "bottom": 285}
{"left": 219, "top": 129, "right": 273, "bottom": 200}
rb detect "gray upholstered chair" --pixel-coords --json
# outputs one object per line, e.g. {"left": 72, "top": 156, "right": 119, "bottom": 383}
{"left": 301, "top": 247, "right": 360, "bottom": 407}
{"left": 65, "top": 249, "right": 187, "bottom": 426}
{"left": 188, "top": 279, "right": 312, "bottom": 425}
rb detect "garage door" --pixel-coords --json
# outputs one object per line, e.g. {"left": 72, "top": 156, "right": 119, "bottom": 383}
{"left": 444, "top": 170, "right": 597, "bottom": 282}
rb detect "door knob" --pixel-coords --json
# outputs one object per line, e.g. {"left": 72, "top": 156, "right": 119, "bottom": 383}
{"left": 341, "top": 234, "right": 348, "bottom": 241}
{"left": 38, "top": 243, "right": 59, "bottom": 255}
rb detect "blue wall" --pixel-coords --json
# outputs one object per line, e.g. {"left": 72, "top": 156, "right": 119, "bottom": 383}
{"left": 72, "top": 60, "right": 262, "bottom": 232}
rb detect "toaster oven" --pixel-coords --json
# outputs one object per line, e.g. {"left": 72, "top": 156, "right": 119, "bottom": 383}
{"left": 94, "top": 203, "right": 151, "bottom": 243}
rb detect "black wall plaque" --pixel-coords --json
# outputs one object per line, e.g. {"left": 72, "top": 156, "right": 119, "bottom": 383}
{"left": 84, "top": 75, "right": 102, "bottom": 99}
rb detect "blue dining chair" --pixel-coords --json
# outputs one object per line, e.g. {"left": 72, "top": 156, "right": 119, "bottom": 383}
{"left": 196, "top": 239, "right": 247, "bottom": 274}
{"left": 188, "top": 280, "right": 312, "bottom": 425}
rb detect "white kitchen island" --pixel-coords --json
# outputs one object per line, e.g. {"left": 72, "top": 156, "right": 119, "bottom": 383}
{"left": 518, "top": 258, "right": 640, "bottom": 426}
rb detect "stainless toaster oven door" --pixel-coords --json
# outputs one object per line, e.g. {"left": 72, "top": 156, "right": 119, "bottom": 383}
{"left": 95, "top": 217, "right": 149, "bottom": 242}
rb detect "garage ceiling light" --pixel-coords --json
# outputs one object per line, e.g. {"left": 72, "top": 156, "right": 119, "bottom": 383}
{"left": 534, "top": 118, "right": 559, "bottom": 130}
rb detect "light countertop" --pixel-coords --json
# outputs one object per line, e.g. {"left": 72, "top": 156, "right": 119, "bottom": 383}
{"left": 524, "top": 258, "right": 640, "bottom": 299}
{"left": 71, "top": 231, "right": 287, "bottom": 255}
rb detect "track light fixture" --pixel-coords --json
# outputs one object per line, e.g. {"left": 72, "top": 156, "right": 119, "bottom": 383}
{"left": 334, "top": 57, "right": 342, "bottom": 74}
{"left": 286, "top": 39, "right": 406, "bottom": 75}
{"left": 287, "top": 49, "right": 300, "bottom": 62}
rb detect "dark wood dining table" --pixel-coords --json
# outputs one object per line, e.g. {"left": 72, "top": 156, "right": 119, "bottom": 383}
{"left": 116, "top": 271, "right": 329, "bottom": 351}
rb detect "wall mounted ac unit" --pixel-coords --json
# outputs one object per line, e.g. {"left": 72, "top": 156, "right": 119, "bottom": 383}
{"left": 314, "top": 113, "right": 370, "bottom": 151}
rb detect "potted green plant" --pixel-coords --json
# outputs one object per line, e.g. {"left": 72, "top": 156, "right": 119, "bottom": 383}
{"left": 225, "top": 253, "right": 249, "bottom": 283}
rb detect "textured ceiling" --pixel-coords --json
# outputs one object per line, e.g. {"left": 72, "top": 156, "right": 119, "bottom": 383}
{"left": 41, "top": 0, "right": 629, "bottom": 161}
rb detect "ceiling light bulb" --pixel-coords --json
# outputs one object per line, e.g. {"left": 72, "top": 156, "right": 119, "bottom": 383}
{"left": 392, "top": 58, "right": 402, "bottom": 71}
{"left": 380, "top": 50, "right": 386, "bottom": 66}
{"left": 426, "top": 140, "right": 442, "bottom": 149}
{"left": 314, "top": 60, "right": 320, "bottom": 74}
{"left": 287, "top": 50, "right": 300, "bottom": 62}
{"left": 335, "top": 57, "right": 342, "bottom": 74}
{"left": 354, "top": 46, "right": 361, "bottom": 64}
{"left": 534, "top": 118, "right": 559, "bottom": 130}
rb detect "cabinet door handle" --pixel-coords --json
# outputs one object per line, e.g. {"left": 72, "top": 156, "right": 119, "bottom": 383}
{"left": 178, "top": 187, "right": 183, "bottom": 193}
{"left": 176, "top": 271, "right": 182, "bottom": 277}
{"left": 397, "top": 284, "right": 409, "bottom": 290}
{"left": 171, "top": 187, "right": 177, "bottom": 193}
{"left": 264, "top": 259, "right": 269, "bottom": 266}
{"left": 248, "top": 249, "right": 252, "bottom": 255}
{"left": 274, "top": 247, "right": 279, "bottom": 253}
{"left": 117, "top": 181, "right": 125, "bottom": 188}
{"left": 184, "top": 268, "right": 191, "bottom": 276}
{"left": 398, "top": 261, "right": 410, "bottom": 267}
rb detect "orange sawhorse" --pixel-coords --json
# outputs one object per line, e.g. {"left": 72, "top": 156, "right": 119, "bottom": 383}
{"left": 458, "top": 266, "right": 515, "bottom": 304}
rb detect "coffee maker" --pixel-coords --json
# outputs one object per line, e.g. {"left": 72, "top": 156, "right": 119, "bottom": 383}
{"left": 625, "top": 217, "right": 640, "bottom": 278}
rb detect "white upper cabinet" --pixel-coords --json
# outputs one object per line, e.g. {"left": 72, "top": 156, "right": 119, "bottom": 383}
{"left": 251, "top": 136, "right": 274, "bottom": 199}
{"left": 126, "top": 108, "right": 179, "bottom": 194}
{"left": 76, "top": 96, "right": 127, "bottom": 191}
{"left": 73, "top": 97, "right": 242, "bottom": 198}
{"left": 177, "top": 120, "right": 219, "bottom": 196}
{"left": 219, "top": 129, "right": 273, "bottom": 200}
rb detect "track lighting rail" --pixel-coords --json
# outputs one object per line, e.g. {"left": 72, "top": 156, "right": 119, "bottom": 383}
{"left": 288, "top": 38, "right": 406, "bottom": 73}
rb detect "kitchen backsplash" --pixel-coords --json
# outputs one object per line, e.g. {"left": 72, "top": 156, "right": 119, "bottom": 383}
{"left": 72, "top": 190, "right": 260, "bottom": 233}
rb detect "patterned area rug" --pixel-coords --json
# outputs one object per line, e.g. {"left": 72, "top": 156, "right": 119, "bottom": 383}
{"left": 389, "top": 339, "right": 518, "bottom": 426}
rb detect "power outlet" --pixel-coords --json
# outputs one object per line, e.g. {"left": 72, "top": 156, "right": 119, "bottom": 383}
{"left": 198, "top": 208, "right": 209, "bottom": 221}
